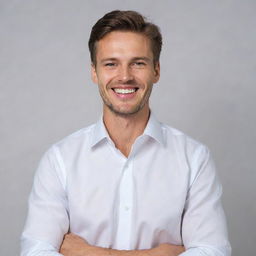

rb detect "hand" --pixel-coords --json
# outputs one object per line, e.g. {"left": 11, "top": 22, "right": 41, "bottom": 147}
{"left": 153, "top": 243, "right": 185, "bottom": 256}
{"left": 60, "top": 233, "right": 94, "bottom": 256}
{"left": 60, "top": 233, "right": 110, "bottom": 256}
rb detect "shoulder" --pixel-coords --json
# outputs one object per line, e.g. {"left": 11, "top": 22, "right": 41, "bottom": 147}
{"left": 162, "top": 123, "right": 207, "bottom": 150}
{"left": 43, "top": 123, "right": 96, "bottom": 161}
{"left": 161, "top": 123, "right": 211, "bottom": 165}
{"left": 36, "top": 123, "right": 96, "bottom": 185}
{"left": 55, "top": 123, "right": 95, "bottom": 149}
{"left": 160, "top": 123, "right": 215, "bottom": 186}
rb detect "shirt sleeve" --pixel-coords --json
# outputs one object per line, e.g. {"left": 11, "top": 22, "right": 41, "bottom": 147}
{"left": 21, "top": 146, "right": 69, "bottom": 255}
{"left": 180, "top": 146, "right": 231, "bottom": 256}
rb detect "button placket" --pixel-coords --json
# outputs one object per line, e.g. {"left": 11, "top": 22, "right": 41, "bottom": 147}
{"left": 115, "top": 158, "right": 134, "bottom": 249}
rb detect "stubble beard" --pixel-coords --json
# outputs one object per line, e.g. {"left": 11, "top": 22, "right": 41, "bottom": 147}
{"left": 99, "top": 83, "right": 153, "bottom": 117}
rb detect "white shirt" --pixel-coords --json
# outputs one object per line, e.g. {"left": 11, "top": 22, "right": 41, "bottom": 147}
{"left": 21, "top": 114, "right": 231, "bottom": 256}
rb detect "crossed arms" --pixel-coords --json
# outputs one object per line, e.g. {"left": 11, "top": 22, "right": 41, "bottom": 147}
{"left": 60, "top": 233, "right": 185, "bottom": 256}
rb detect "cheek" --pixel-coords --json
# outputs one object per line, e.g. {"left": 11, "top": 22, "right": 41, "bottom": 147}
{"left": 138, "top": 74, "right": 155, "bottom": 86}
{"left": 134, "top": 69, "right": 155, "bottom": 81}
{"left": 98, "top": 71, "right": 117, "bottom": 86}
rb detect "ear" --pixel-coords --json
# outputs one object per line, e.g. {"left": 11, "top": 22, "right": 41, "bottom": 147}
{"left": 153, "top": 62, "right": 160, "bottom": 83}
{"left": 91, "top": 63, "right": 98, "bottom": 84}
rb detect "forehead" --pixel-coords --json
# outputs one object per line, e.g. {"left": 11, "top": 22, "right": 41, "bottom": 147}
{"left": 95, "top": 31, "right": 153, "bottom": 60}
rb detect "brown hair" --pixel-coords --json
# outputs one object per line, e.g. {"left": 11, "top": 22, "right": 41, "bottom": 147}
{"left": 88, "top": 10, "right": 162, "bottom": 65}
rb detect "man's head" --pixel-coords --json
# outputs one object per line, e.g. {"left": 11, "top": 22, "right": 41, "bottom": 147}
{"left": 89, "top": 10, "right": 162, "bottom": 117}
{"left": 88, "top": 10, "right": 162, "bottom": 66}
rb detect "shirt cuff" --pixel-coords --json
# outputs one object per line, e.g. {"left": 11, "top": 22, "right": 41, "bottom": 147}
{"left": 179, "top": 245, "right": 231, "bottom": 256}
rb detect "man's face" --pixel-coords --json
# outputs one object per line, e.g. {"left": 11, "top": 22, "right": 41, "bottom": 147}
{"left": 91, "top": 31, "right": 160, "bottom": 116}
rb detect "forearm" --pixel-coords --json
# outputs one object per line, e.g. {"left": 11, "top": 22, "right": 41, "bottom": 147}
{"left": 60, "top": 233, "right": 185, "bottom": 256}
{"left": 92, "top": 244, "right": 184, "bottom": 256}
{"left": 79, "top": 244, "right": 184, "bottom": 256}
{"left": 79, "top": 246, "right": 151, "bottom": 256}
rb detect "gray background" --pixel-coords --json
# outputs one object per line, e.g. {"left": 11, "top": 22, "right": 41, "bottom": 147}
{"left": 1, "top": 0, "right": 255, "bottom": 255}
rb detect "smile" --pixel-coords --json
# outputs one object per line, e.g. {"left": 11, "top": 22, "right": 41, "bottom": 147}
{"left": 112, "top": 88, "right": 138, "bottom": 94}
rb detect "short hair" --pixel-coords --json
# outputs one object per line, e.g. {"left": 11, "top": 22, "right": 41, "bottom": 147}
{"left": 88, "top": 10, "right": 162, "bottom": 65}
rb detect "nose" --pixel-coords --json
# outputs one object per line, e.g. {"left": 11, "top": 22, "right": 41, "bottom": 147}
{"left": 117, "top": 65, "right": 134, "bottom": 83}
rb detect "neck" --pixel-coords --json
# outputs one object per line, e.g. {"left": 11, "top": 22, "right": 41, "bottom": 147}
{"left": 103, "top": 106, "right": 150, "bottom": 157}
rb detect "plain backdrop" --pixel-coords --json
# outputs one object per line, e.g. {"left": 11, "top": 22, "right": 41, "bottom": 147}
{"left": 1, "top": 0, "right": 255, "bottom": 255}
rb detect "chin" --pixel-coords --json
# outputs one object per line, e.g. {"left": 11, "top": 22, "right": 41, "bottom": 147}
{"left": 109, "top": 106, "right": 142, "bottom": 116}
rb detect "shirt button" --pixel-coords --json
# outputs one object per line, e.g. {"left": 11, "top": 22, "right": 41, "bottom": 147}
{"left": 124, "top": 206, "right": 130, "bottom": 211}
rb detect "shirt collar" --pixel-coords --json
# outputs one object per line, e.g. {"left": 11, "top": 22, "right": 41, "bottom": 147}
{"left": 90, "top": 117, "right": 109, "bottom": 148}
{"left": 143, "top": 112, "right": 165, "bottom": 146}
{"left": 90, "top": 112, "right": 165, "bottom": 148}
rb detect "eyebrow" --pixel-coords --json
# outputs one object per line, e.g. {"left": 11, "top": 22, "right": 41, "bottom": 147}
{"left": 132, "top": 57, "right": 151, "bottom": 62}
{"left": 100, "top": 58, "right": 117, "bottom": 63}
{"left": 100, "top": 57, "right": 152, "bottom": 63}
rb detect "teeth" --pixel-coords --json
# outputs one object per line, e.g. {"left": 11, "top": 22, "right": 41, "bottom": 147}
{"left": 114, "top": 88, "right": 136, "bottom": 94}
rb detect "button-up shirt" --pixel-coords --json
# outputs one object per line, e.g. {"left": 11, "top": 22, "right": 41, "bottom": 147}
{"left": 21, "top": 114, "right": 231, "bottom": 255}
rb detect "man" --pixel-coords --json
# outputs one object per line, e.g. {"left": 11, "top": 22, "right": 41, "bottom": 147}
{"left": 21, "top": 10, "right": 231, "bottom": 256}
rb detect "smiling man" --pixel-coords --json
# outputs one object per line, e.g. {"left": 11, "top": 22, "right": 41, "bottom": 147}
{"left": 21, "top": 10, "right": 231, "bottom": 256}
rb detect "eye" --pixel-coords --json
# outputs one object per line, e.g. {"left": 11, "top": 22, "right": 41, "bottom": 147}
{"left": 105, "top": 62, "right": 116, "bottom": 67}
{"left": 133, "top": 61, "right": 146, "bottom": 67}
